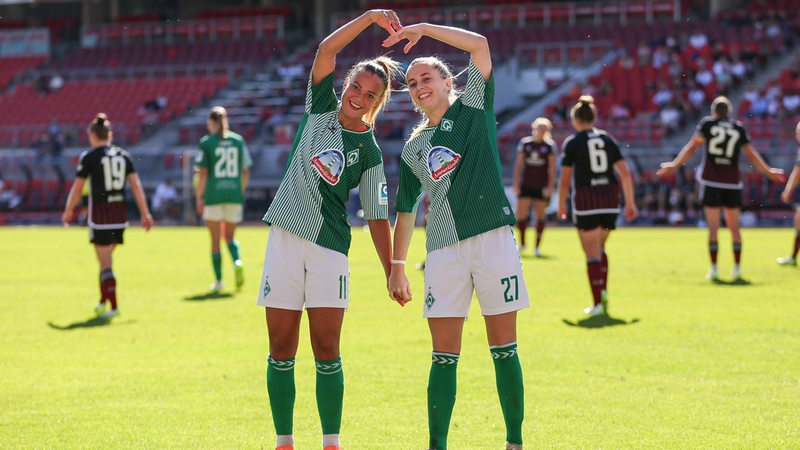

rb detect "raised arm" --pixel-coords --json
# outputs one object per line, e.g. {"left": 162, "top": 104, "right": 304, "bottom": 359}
{"left": 312, "top": 9, "right": 401, "bottom": 85}
{"left": 383, "top": 23, "right": 492, "bottom": 80}
{"left": 742, "top": 143, "right": 785, "bottom": 183}
{"left": 657, "top": 134, "right": 702, "bottom": 178}
{"left": 387, "top": 212, "right": 416, "bottom": 305}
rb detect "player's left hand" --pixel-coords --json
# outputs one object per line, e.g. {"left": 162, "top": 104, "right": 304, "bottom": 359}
{"left": 382, "top": 23, "right": 423, "bottom": 54}
{"left": 656, "top": 162, "right": 675, "bottom": 178}
{"left": 141, "top": 213, "right": 154, "bottom": 231}
{"left": 368, "top": 9, "right": 402, "bottom": 35}
{"left": 625, "top": 204, "right": 638, "bottom": 222}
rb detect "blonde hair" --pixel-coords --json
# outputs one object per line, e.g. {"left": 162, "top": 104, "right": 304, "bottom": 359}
{"left": 571, "top": 95, "right": 596, "bottom": 124}
{"left": 88, "top": 113, "right": 111, "bottom": 140}
{"left": 343, "top": 55, "right": 402, "bottom": 128}
{"left": 208, "top": 106, "right": 229, "bottom": 138}
{"left": 406, "top": 56, "right": 462, "bottom": 139}
{"left": 711, "top": 96, "right": 732, "bottom": 119}
{"left": 532, "top": 117, "right": 553, "bottom": 141}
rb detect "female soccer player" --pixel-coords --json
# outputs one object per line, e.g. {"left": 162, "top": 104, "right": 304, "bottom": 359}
{"left": 256, "top": 10, "right": 401, "bottom": 450}
{"left": 195, "top": 106, "right": 252, "bottom": 291}
{"left": 777, "top": 120, "right": 800, "bottom": 266}
{"left": 658, "top": 96, "right": 784, "bottom": 280}
{"left": 61, "top": 113, "right": 153, "bottom": 318}
{"left": 385, "top": 23, "right": 528, "bottom": 450}
{"left": 512, "top": 117, "right": 556, "bottom": 256}
{"left": 556, "top": 96, "right": 638, "bottom": 316}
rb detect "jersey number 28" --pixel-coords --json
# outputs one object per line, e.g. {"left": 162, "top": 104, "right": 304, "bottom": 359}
{"left": 214, "top": 146, "right": 239, "bottom": 178}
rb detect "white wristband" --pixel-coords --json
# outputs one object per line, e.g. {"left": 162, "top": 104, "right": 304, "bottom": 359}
{"left": 391, "top": 259, "right": 406, "bottom": 265}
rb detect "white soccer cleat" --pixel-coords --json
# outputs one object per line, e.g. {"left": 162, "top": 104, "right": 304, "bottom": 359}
{"left": 705, "top": 266, "right": 719, "bottom": 281}
{"left": 210, "top": 280, "right": 224, "bottom": 292}
{"left": 776, "top": 256, "right": 797, "bottom": 266}
{"left": 234, "top": 260, "right": 244, "bottom": 289}
{"left": 731, "top": 266, "right": 743, "bottom": 280}
{"left": 94, "top": 302, "right": 107, "bottom": 316}
{"left": 534, "top": 247, "right": 542, "bottom": 257}
{"left": 583, "top": 303, "right": 606, "bottom": 316}
{"left": 99, "top": 309, "right": 119, "bottom": 319}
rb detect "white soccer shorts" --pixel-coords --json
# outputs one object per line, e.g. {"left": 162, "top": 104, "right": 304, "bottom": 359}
{"left": 423, "top": 226, "right": 530, "bottom": 318}
{"left": 256, "top": 226, "right": 350, "bottom": 310}
{"left": 203, "top": 203, "right": 243, "bottom": 223}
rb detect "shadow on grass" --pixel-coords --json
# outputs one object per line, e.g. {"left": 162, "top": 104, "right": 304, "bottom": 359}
{"left": 184, "top": 291, "right": 234, "bottom": 301}
{"left": 521, "top": 253, "right": 554, "bottom": 260}
{"left": 47, "top": 315, "right": 132, "bottom": 330}
{"left": 562, "top": 314, "right": 640, "bottom": 329}
{"left": 711, "top": 277, "right": 753, "bottom": 286}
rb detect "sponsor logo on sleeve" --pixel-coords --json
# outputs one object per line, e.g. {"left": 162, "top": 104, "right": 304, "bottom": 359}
{"left": 427, "top": 146, "right": 461, "bottom": 181}
{"left": 311, "top": 148, "right": 345, "bottom": 185}
{"left": 379, "top": 182, "right": 388, "bottom": 205}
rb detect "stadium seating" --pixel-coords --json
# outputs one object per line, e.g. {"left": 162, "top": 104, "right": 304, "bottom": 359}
{"left": 0, "top": 56, "right": 46, "bottom": 91}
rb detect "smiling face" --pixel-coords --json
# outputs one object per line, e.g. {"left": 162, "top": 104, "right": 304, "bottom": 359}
{"left": 406, "top": 62, "right": 452, "bottom": 120}
{"left": 339, "top": 70, "right": 385, "bottom": 129}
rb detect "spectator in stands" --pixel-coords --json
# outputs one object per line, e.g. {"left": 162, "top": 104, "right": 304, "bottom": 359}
{"left": 687, "top": 81, "right": 706, "bottom": 117}
{"left": 688, "top": 30, "right": 709, "bottom": 51}
{"left": 659, "top": 101, "right": 683, "bottom": 136}
{"left": 256, "top": 10, "right": 402, "bottom": 450}
{"left": 152, "top": 178, "right": 179, "bottom": 223}
{"left": 48, "top": 73, "right": 64, "bottom": 93}
{"left": 748, "top": 89, "right": 769, "bottom": 117}
{"left": 729, "top": 54, "right": 748, "bottom": 84}
{"left": 782, "top": 90, "right": 800, "bottom": 116}
{"left": 0, "top": 176, "right": 21, "bottom": 210}
{"left": 667, "top": 52, "right": 685, "bottom": 79}
{"left": 33, "top": 133, "right": 50, "bottom": 162}
{"left": 636, "top": 41, "right": 652, "bottom": 66}
{"left": 712, "top": 56, "right": 732, "bottom": 94}
{"left": 694, "top": 58, "right": 715, "bottom": 88}
{"left": 652, "top": 45, "right": 670, "bottom": 69}
{"left": 610, "top": 100, "right": 632, "bottom": 121}
{"left": 652, "top": 81, "right": 674, "bottom": 108}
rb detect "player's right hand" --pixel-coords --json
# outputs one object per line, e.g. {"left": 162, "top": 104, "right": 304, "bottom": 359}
{"left": 141, "top": 213, "right": 154, "bottom": 231}
{"left": 387, "top": 269, "right": 412, "bottom": 306}
{"left": 61, "top": 210, "right": 73, "bottom": 227}
{"left": 368, "top": 9, "right": 402, "bottom": 35}
{"left": 195, "top": 198, "right": 204, "bottom": 216}
{"left": 656, "top": 162, "right": 675, "bottom": 178}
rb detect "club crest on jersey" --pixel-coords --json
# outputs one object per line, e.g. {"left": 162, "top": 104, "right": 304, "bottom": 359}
{"left": 440, "top": 118, "right": 453, "bottom": 132}
{"left": 347, "top": 149, "right": 359, "bottom": 167}
{"left": 311, "top": 148, "right": 345, "bottom": 185}
{"left": 427, "top": 146, "right": 461, "bottom": 181}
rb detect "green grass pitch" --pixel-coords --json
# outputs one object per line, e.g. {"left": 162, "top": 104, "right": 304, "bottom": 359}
{"left": 1, "top": 225, "right": 799, "bottom": 448}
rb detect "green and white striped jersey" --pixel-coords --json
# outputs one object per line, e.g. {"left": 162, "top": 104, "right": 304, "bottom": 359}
{"left": 195, "top": 131, "right": 252, "bottom": 205}
{"left": 263, "top": 72, "right": 388, "bottom": 255}
{"left": 395, "top": 61, "right": 515, "bottom": 252}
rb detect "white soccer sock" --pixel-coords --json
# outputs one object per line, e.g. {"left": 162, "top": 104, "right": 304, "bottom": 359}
{"left": 322, "top": 433, "right": 340, "bottom": 447}
{"left": 276, "top": 434, "right": 293, "bottom": 447}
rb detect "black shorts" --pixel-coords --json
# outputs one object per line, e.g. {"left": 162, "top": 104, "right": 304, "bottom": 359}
{"left": 573, "top": 213, "right": 618, "bottom": 231}
{"left": 700, "top": 185, "right": 742, "bottom": 208}
{"left": 519, "top": 187, "right": 548, "bottom": 201}
{"left": 90, "top": 227, "right": 125, "bottom": 245}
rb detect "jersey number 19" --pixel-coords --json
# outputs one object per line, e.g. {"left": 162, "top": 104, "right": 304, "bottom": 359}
{"left": 100, "top": 155, "right": 126, "bottom": 191}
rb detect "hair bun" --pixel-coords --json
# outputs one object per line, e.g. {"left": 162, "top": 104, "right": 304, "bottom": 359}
{"left": 95, "top": 113, "right": 107, "bottom": 125}
{"left": 578, "top": 95, "right": 594, "bottom": 105}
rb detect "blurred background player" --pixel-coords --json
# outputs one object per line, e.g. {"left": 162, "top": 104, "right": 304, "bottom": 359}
{"left": 385, "top": 23, "right": 528, "bottom": 450}
{"left": 195, "top": 106, "right": 252, "bottom": 292}
{"left": 61, "top": 113, "right": 153, "bottom": 319}
{"left": 557, "top": 95, "right": 637, "bottom": 316}
{"left": 658, "top": 96, "right": 784, "bottom": 281}
{"left": 777, "top": 120, "right": 800, "bottom": 266}
{"left": 256, "top": 10, "right": 401, "bottom": 450}
{"left": 511, "top": 117, "right": 556, "bottom": 257}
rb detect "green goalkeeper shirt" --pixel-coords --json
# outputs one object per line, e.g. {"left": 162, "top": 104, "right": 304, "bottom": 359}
{"left": 395, "top": 60, "right": 515, "bottom": 253}
{"left": 263, "top": 71, "right": 389, "bottom": 255}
